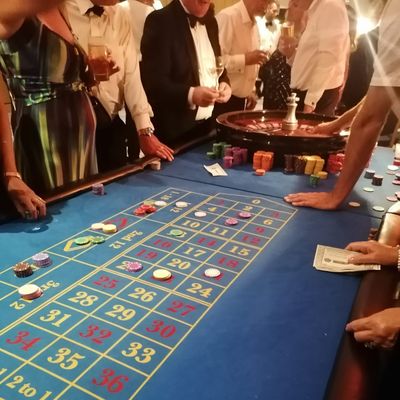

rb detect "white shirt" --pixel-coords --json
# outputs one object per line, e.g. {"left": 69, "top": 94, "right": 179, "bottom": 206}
{"left": 257, "top": 17, "right": 281, "bottom": 54}
{"left": 370, "top": 0, "right": 400, "bottom": 119}
{"left": 63, "top": 0, "right": 153, "bottom": 130}
{"left": 179, "top": 0, "right": 216, "bottom": 120}
{"left": 124, "top": 0, "right": 153, "bottom": 59}
{"left": 290, "top": 0, "right": 349, "bottom": 107}
{"left": 217, "top": 1, "right": 260, "bottom": 98}
{"left": 370, "top": 0, "right": 400, "bottom": 88}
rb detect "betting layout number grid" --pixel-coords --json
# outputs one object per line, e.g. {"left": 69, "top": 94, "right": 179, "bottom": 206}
{"left": 0, "top": 188, "right": 296, "bottom": 400}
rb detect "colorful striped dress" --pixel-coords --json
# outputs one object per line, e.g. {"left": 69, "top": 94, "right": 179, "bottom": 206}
{"left": 0, "top": 17, "right": 97, "bottom": 195}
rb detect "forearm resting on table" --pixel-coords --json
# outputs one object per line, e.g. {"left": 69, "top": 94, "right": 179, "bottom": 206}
{"left": 332, "top": 106, "right": 387, "bottom": 203}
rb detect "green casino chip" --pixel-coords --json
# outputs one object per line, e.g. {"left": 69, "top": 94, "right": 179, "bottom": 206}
{"left": 91, "top": 236, "right": 105, "bottom": 244}
{"left": 170, "top": 229, "right": 184, "bottom": 237}
{"left": 74, "top": 236, "right": 90, "bottom": 245}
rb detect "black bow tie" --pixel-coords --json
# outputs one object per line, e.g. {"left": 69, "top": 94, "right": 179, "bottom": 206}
{"left": 86, "top": 5, "right": 105, "bottom": 17}
{"left": 266, "top": 21, "right": 274, "bottom": 27}
{"left": 187, "top": 14, "right": 204, "bottom": 28}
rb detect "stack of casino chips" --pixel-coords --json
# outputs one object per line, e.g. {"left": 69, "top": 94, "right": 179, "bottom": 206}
{"left": 32, "top": 252, "right": 51, "bottom": 268}
{"left": 18, "top": 284, "right": 43, "bottom": 300}
{"left": 287, "top": 154, "right": 328, "bottom": 178}
{"left": 207, "top": 142, "right": 248, "bottom": 169}
{"left": 294, "top": 156, "right": 307, "bottom": 174}
{"left": 13, "top": 262, "right": 33, "bottom": 278}
{"left": 364, "top": 169, "right": 375, "bottom": 179}
{"left": 253, "top": 151, "right": 274, "bottom": 175}
{"left": 92, "top": 183, "right": 105, "bottom": 195}
{"left": 372, "top": 174, "right": 383, "bottom": 186}
{"left": 304, "top": 156, "right": 325, "bottom": 176}
{"left": 309, "top": 174, "right": 320, "bottom": 187}
{"left": 284, "top": 154, "right": 296, "bottom": 173}
{"left": 133, "top": 202, "right": 157, "bottom": 216}
{"left": 327, "top": 153, "right": 345, "bottom": 174}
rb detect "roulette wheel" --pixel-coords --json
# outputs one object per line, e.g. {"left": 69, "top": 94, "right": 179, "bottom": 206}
{"left": 216, "top": 109, "right": 347, "bottom": 166}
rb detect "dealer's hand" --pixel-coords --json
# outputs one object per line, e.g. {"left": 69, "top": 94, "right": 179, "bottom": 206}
{"left": 346, "top": 308, "right": 400, "bottom": 349}
{"left": 345, "top": 240, "right": 398, "bottom": 266}
{"left": 284, "top": 191, "right": 342, "bottom": 210}
{"left": 303, "top": 104, "right": 315, "bottom": 113}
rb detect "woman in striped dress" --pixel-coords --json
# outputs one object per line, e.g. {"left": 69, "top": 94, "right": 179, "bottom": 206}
{"left": 0, "top": 1, "right": 97, "bottom": 219}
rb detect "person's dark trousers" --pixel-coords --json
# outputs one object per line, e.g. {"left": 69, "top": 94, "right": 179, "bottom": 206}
{"left": 293, "top": 86, "right": 341, "bottom": 116}
{"left": 212, "top": 95, "right": 247, "bottom": 120}
{"left": 95, "top": 108, "right": 140, "bottom": 173}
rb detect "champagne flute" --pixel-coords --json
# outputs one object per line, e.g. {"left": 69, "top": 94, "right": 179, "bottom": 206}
{"left": 213, "top": 56, "right": 224, "bottom": 90}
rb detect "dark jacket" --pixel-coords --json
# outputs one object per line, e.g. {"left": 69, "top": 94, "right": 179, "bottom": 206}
{"left": 140, "top": 0, "right": 228, "bottom": 144}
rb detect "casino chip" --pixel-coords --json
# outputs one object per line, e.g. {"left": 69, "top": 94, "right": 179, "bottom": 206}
{"left": 386, "top": 196, "right": 398, "bottom": 202}
{"left": 362, "top": 187, "right": 374, "bottom": 192}
{"left": 170, "top": 229, "right": 184, "bottom": 237}
{"left": 90, "top": 222, "right": 104, "bottom": 231}
{"left": 102, "top": 224, "right": 117, "bottom": 234}
{"left": 91, "top": 236, "right": 105, "bottom": 244}
{"left": 388, "top": 165, "right": 399, "bottom": 171}
{"left": 92, "top": 183, "right": 105, "bottom": 195}
{"left": 238, "top": 211, "right": 252, "bottom": 219}
{"left": 154, "top": 200, "right": 167, "bottom": 207}
{"left": 125, "top": 261, "right": 143, "bottom": 272}
{"left": 194, "top": 211, "right": 207, "bottom": 218}
{"left": 91, "top": 222, "right": 104, "bottom": 230}
{"left": 225, "top": 217, "right": 238, "bottom": 226}
{"left": 13, "top": 262, "right": 33, "bottom": 278}
{"left": 204, "top": 268, "right": 221, "bottom": 278}
{"left": 134, "top": 207, "right": 147, "bottom": 216}
{"left": 176, "top": 201, "right": 188, "bottom": 208}
{"left": 372, "top": 205, "right": 385, "bottom": 212}
{"left": 74, "top": 236, "right": 91, "bottom": 245}
{"left": 348, "top": 202, "right": 361, "bottom": 208}
{"left": 32, "top": 252, "right": 51, "bottom": 267}
{"left": 152, "top": 269, "right": 172, "bottom": 281}
{"left": 18, "top": 284, "right": 42, "bottom": 300}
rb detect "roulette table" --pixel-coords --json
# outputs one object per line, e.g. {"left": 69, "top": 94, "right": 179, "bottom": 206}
{"left": 0, "top": 140, "right": 398, "bottom": 400}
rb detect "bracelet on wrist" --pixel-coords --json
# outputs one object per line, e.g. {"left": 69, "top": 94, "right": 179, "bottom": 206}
{"left": 138, "top": 127, "right": 154, "bottom": 137}
{"left": 4, "top": 171, "right": 22, "bottom": 180}
{"left": 397, "top": 245, "right": 400, "bottom": 271}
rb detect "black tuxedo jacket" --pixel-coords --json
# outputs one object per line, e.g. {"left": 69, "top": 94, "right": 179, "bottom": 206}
{"left": 140, "top": 0, "right": 228, "bottom": 144}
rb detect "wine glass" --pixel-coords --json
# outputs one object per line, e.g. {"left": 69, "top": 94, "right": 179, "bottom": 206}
{"left": 213, "top": 56, "right": 224, "bottom": 90}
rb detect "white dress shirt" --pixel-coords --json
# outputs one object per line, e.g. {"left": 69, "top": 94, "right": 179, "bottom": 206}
{"left": 63, "top": 0, "right": 153, "bottom": 130}
{"left": 370, "top": 0, "right": 400, "bottom": 119}
{"left": 124, "top": 0, "right": 154, "bottom": 58}
{"left": 257, "top": 17, "right": 281, "bottom": 54}
{"left": 290, "top": 0, "right": 349, "bottom": 107}
{"left": 217, "top": 0, "right": 260, "bottom": 98}
{"left": 179, "top": 0, "right": 216, "bottom": 120}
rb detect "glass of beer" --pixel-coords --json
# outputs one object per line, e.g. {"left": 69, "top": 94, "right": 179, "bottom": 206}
{"left": 88, "top": 36, "right": 109, "bottom": 82}
{"left": 281, "top": 21, "right": 295, "bottom": 38}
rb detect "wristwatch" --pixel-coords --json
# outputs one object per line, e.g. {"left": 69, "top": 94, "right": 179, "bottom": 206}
{"left": 138, "top": 127, "right": 154, "bottom": 137}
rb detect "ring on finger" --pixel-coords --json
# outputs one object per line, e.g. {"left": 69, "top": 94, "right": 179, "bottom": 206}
{"left": 364, "top": 342, "right": 376, "bottom": 349}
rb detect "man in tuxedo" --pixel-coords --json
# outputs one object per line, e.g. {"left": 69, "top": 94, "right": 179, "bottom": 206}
{"left": 140, "top": 0, "right": 231, "bottom": 146}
